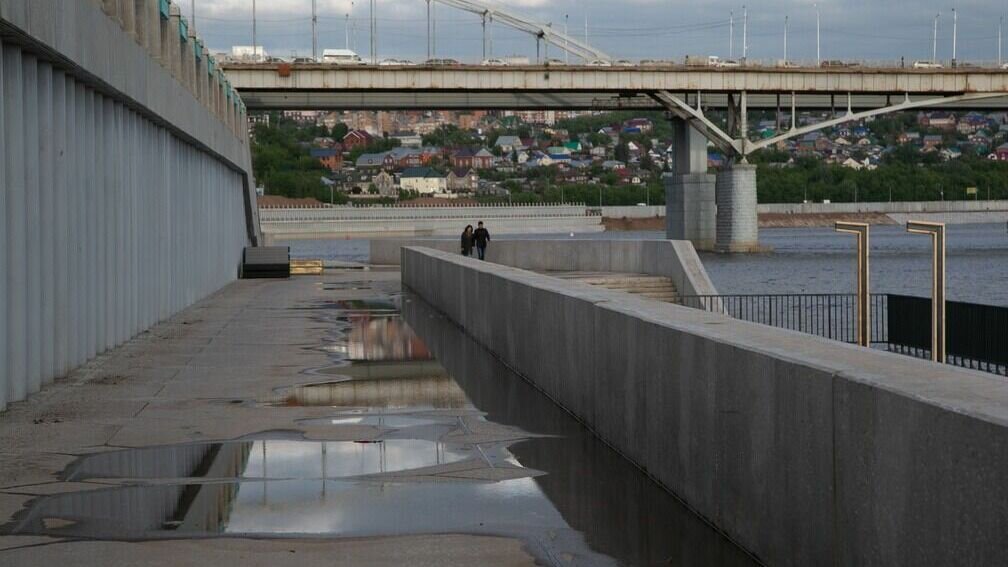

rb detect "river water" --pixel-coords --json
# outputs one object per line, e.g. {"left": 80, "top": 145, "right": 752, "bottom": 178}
{"left": 286, "top": 222, "right": 1008, "bottom": 306}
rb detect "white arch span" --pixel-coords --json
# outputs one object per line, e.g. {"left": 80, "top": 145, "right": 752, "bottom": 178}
{"left": 430, "top": 0, "right": 611, "bottom": 62}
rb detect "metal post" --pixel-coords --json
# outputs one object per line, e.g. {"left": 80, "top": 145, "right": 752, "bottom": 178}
{"left": 1000, "top": 17, "right": 1003, "bottom": 67}
{"left": 191, "top": 0, "right": 196, "bottom": 32}
{"left": 312, "top": 0, "right": 318, "bottom": 61}
{"left": 816, "top": 3, "right": 820, "bottom": 65}
{"left": 784, "top": 16, "right": 788, "bottom": 63}
{"left": 426, "top": 0, "right": 431, "bottom": 59}
{"left": 907, "top": 221, "right": 946, "bottom": 362}
{"left": 952, "top": 8, "right": 957, "bottom": 67}
{"left": 564, "top": 14, "right": 569, "bottom": 64}
{"left": 835, "top": 222, "right": 870, "bottom": 347}
{"left": 482, "top": 12, "right": 487, "bottom": 60}
{"left": 345, "top": 11, "right": 350, "bottom": 51}
{"left": 369, "top": 0, "right": 375, "bottom": 64}
{"left": 252, "top": 0, "right": 257, "bottom": 60}
{"left": 933, "top": 13, "right": 939, "bottom": 63}
{"left": 742, "top": 5, "right": 748, "bottom": 62}
{"left": 730, "top": 11, "right": 734, "bottom": 58}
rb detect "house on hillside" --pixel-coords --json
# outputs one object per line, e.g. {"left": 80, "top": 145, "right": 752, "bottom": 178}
{"left": 447, "top": 168, "right": 478, "bottom": 193}
{"left": 922, "top": 135, "right": 944, "bottom": 149}
{"left": 450, "top": 148, "right": 494, "bottom": 169}
{"left": 373, "top": 170, "right": 396, "bottom": 196}
{"left": 494, "top": 135, "right": 524, "bottom": 153}
{"left": 356, "top": 152, "right": 390, "bottom": 169}
{"left": 399, "top": 167, "right": 447, "bottom": 194}
{"left": 390, "top": 131, "right": 422, "bottom": 148}
{"left": 342, "top": 129, "right": 374, "bottom": 151}
{"left": 310, "top": 148, "right": 343, "bottom": 172}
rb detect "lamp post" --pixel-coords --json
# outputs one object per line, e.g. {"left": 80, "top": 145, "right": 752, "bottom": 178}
{"left": 906, "top": 221, "right": 946, "bottom": 362}
{"left": 835, "top": 222, "right": 871, "bottom": 347}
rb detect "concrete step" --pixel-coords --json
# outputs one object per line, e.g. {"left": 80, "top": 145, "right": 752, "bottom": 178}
{"left": 545, "top": 270, "right": 680, "bottom": 304}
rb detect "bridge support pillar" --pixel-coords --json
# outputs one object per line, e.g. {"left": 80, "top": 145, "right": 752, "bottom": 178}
{"left": 665, "top": 120, "right": 716, "bottom": 250}
{"left": 715, "top": 164, "right": 760, "bottom": 253}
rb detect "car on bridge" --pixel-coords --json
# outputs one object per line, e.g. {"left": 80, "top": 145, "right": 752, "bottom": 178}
{"left": 424, "top": 58, "right": 461, "bottom": 66}
{"left": 586, "top": 59, "right": 612, "bottom": 67}
{"left": 913, "top": 60, "right": 944, "bottom": 69}
{"left": 481, "top": 58, "right": 508, "bottom": 66}
{"left": 322, "top": 49, "right": 365, "bottom": 65}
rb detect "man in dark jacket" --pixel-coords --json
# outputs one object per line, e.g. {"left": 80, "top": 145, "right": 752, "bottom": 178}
{"left": 473, "top": 221, "right": 490, "bottom": 260}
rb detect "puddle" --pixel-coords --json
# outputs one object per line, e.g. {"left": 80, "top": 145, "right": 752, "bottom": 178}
{"left": 3, "top": 287, "right": 757, "bottom": 566}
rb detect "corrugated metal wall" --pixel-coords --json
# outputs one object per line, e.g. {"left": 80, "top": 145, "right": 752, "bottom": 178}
{"left": 0, "top": 39, "right": 249, "bottom": 412}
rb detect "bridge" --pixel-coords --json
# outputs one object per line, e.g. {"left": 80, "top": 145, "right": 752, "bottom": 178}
{"left": 225, "top": 60, "right": 1008, "bottom": 251}
{"left": 1, "top": 1, "right": 1008, "bottom": 566}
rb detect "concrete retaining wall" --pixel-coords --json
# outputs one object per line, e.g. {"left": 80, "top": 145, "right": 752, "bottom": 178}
{"left": 759, "top": 199, "right": 1008, "bottom": 214}
{"left": 402, "top": 246, "right": 1008, "bottom": 566}
{"left": 373, "top": 239, "right": 718, "bottom": 296}
{"left": 0, "top": 1, "right": 254, "bottom": 411}
{"left": 600, "top": 205, "right": 666, "bottom": 219}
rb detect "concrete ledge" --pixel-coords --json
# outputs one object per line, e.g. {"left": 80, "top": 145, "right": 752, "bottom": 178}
{"left": 402, "top": 246, "right": 1008, "bottom": 566}
{"left": 373, "top": 238, "right": 718, "bottom": 296}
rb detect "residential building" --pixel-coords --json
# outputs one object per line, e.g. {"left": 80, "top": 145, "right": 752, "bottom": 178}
{"left": 310, "top": 148, "right": 343, "bottom": 172}
{"left": 342, "top": 129, "right": 374, "bottom": 150}
{"left": 400, "top": 167, "right": 447, "bottom": 194}
{"left": 447, "top": 168, "right": 478, "bottom": 193}
{"left": 391, "top": 132, "right": 423, "bottom": 148}
{"left": 450, "top": 148, "right": 494, "bottom": 169}
{"left": 373, "top": 171, "right": 396, "bottom": 196}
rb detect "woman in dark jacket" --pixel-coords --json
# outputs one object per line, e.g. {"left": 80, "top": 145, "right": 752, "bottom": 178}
{"left": 461, "top": 225, "right": 475, "bottom": 256}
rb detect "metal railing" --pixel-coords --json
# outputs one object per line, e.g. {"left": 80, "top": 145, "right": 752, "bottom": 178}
{"left": 678, "top": 293, "right": 1007, "bottom": 376}
{"left": 679, "top": 293, "right": 888, "bottom": 345}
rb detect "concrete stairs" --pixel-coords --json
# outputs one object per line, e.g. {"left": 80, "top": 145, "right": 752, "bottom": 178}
{"left": 548, "top": 272, "right": 679, "bottom": 303}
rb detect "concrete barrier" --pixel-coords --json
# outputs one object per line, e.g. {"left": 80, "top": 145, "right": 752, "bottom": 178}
{"left": 758, "top": 199, "right": 1008, "bottom": 214}
{"left": 402, "top": 246, "right": 1008, "bottom": 566}
{"left": 373, "top": 239, "right": 718, "bottom": 297}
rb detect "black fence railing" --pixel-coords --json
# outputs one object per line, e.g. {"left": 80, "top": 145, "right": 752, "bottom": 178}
{"left": 678, "top": 294, "right": 888, "bottom": 345}
{"left": 678, "top": 293, "right": 1007, "bottom": 376}
{"left": 887, "top": 294, "right": 1008, "bottom": 375}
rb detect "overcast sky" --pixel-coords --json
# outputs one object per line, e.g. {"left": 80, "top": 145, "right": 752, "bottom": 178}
{"left": 184, "top": 0, "right": 1008, "bottom": 64}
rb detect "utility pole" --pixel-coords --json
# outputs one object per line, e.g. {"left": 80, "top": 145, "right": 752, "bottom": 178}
{"left": 742, "top": 5, "right": 748, "bottom": 62}
{"left": 933, "top": 13, "right": 939, "bottom": 63}
{"left": 784, "top": 15, "right": 788, "bottom": 63}
{"left": 312, "top": 0, "right": 318, "bottom": 61}
{"left": 730, "top": 11, "right": 734, "bottom": 58}
{"left": 252, "top": 0, "right": 257, "bottom": 60}
{"left": 952, "top": 8, "right": 957, "bottom": 67}
{"left": 370, "top": 0, "right": 376, "bottom": 64}
{"left": 816, "top": 3, "right": 821, "bottom": 65}
{"left": 565, "top": 14, "right": 569, "bottom": 64}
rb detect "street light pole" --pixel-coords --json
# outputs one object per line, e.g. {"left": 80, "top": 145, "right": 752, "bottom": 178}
{"left": 952, "top": 8, "right": 957, "bottom": 67}
{"left": 784, "top": 15, "right": 788, "bottom": 63}
{"left": 742, "top": 5, "right": 748, "bottom": 62}
{"left": 1000, "top": 16, "right": 1004, "bottom": 67}
{"left": 729, "top": 11, "right": 734, "bottom": 58}
{"left": 816, "top": 3, "right": 821, "bottom": 65}
{"left": 933, "top": 13, "right": 939, "bottom": 63}
{"left": 252, "top": 0, "right": 257, "bottom": 60}
{"left": 312, "top": 0, "right": 318, "bottom": 61}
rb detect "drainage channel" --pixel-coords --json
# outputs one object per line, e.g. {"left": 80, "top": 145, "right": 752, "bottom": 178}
{"left": 2, "top": 287, "right": 756, "bottom": 566}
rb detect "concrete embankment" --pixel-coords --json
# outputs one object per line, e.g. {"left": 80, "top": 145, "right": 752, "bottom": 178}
{"left": 372, "top": 239, "right": 718, "bottom": 297}
{"left": 402, "top": 246, "right": 1008, "bottom": 566}
{"left": 601, "top": 201, "right": 1008, "bottom": 230}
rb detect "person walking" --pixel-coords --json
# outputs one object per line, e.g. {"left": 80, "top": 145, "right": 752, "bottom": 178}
{"left": 461, "top": 225, "right": 474, "bottom": 257}
{"left": 473, "top": 221, "right": 490, "bottom": 260}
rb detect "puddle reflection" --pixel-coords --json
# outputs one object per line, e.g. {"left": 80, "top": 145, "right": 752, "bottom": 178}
{"left": 3, "top": 292, "right": 756, "bottom": 566}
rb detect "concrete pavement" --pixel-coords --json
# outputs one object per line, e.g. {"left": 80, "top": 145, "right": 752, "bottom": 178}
{"left": 0, "top": 270, "right": 538, "bottom": 566}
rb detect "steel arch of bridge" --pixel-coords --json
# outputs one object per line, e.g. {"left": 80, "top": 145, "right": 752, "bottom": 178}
{"left": 431, "top": 0, "right": 611, "bottom": 62}
{"left": 652, "top": 90, "right": 1008, "bottom": 160}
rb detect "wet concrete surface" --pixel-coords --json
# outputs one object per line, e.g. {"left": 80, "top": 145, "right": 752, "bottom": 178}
{"left": 0, "top": 270, "right": 756, "bottom": 566}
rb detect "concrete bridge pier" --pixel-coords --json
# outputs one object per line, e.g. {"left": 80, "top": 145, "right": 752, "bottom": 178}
{"left": 664, "top": 119, "right": 716, "bottom": 251}
{"left": 715, "top": 164, "right": 760, "bottom": 252}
